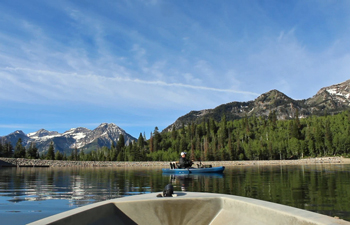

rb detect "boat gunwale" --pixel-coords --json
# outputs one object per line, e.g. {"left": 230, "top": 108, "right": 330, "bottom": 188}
{"left": 28, "top": 192, "right": 350, "bottom": 225}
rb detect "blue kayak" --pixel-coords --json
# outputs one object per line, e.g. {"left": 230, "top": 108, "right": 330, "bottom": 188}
{"left": 162, "top": 166, "right": 225, "bottom": 174}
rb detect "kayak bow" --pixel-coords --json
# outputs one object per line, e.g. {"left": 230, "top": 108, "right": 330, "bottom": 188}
{"left": 162, "top": 166, "right": 225, "bottom": 174}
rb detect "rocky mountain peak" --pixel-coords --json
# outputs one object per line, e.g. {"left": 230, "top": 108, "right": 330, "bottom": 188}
{"left": 166, "top": 79, "right": 350, "bottom": 131}
{"left": 1, "top": 123, "right": 136, "bottom": 155}
{"left": 98, "top": 122, "right": 119, "bottom": 129}
{"left": 2, "top": 130, "right": 30, "bottom": 146}
{"left": 305, "top": 79, "right": 350, "bottom": 109}
{"left": 12, "top": 130, "right": 26, "bottom": 136}
{"left": 93, "top": 123, "right": 123, "bottom": 135}
{"left": 255, "top": 89, "right": 292, "bottom": 103}
{"left": 316, "top": 79, "right": 350, "bottom": 100}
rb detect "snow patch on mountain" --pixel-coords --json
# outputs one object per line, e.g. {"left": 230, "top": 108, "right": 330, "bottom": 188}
{"left": 326, "top": 88, "right": 350, "bottom": 99}
{"left": 72, "top": 133, "right": 86, "bottom": 140}
{"left": 63, "top": 127, "right": 90, "bottom": 142}
{"left": 28, "top": 129, "right": 61, "bottom": 141}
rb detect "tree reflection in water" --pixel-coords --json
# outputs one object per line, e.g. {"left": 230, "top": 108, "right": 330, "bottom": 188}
{"left": 0, "top": 164, "right": 350, "bottom": 224}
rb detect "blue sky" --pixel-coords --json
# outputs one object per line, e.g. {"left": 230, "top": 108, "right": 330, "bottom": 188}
{"left": 1, "top": 0, "right": 350, "bottom": 139}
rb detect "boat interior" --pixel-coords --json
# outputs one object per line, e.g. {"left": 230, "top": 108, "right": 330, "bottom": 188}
{"left": 29, "top": 192, "right": 350, "bottom": 225}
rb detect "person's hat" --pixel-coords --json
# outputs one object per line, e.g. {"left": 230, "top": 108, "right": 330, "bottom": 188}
{"left": 181, "top": 152, "right": 187, "bottom": 156}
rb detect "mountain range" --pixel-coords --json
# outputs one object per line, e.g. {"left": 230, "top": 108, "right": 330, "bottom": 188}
{"left": 165, "top": 79, "right": 350, "bottom": 131}
{"left": 2, "top": 79, "right": 350, "bottom": 155}
{"left": 0, "top": 123, "right": 136, "bottom": 155}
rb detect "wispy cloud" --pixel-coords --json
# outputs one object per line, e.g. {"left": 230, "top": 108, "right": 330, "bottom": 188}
{"left": 1, "top": 0, "right": 350, "bottom": 137}
{"left": 1, "top": 67, "right": 259, "bottom": 105}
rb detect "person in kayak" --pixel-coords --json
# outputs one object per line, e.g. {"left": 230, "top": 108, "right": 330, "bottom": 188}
{"left": 179, "top": 152, "right": 193, "bottom": 169}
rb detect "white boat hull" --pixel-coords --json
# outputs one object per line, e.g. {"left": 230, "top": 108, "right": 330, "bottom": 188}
{"left": 29, "top": 192, "right": 350, "bottom": 225}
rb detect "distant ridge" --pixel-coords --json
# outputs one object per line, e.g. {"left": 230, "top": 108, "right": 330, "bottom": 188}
{"left": 165, "top": 79, "right": 350, "bottom": 131}
{"left": 1, "top": 123, "right": 136, "bottom": 155}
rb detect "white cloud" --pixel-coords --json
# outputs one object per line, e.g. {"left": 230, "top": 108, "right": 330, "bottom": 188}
{"left": 1, "top": 0, "right": 350, "bottom": 138}
{"left": 0, "top": 2, "right": 259, "bottom": 111}
{"left": 0, "top": 67, "right": 258, "bottom": 108}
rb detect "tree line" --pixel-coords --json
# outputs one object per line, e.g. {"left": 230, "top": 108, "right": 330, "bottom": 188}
{"left": 1, "top": 110, "right": 350, "bottom": 161}
{"left": 146, "top": 110, "right": 350, "bottom": 161}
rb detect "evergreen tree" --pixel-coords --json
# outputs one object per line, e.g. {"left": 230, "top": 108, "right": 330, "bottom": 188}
{"left": 171, "top": 126, "right": 177, "bottom": 140}
{"left": 227, "top": 132, "right": 233, "bottom": 160}
{"left": 268, "top": 110, "right": 277, "bottom": 129}
{"left": 55, "top": 150, "right": 63, "bottom": 160}
{"left": 204, "top": 137, "right": 209, "bottom": 161}
{"left": 117, "top": 134, "right": 125, "bottom": 148}
{"left": 152, "top": 127, "right": 161, "bottom": 153}
{"left": 137, "top": 133, "right": 145, "bottom": 148}
{"left": 0, "top": 141, "right": 3, "bottom": 157}
{"left": 0, "top": 141, "right": 13, "bottom": 157}
{"left": 117, "top": 134, "right": 126, "bottom": 159}
{"left": 324, "top": 118, "right": 333, "bottom": 155}
{"left": 14, "top": 138, "right": 26, "bottom": 158}
{"left": 149, "top": 133, "right": 154, "bottom": 153}
{"left": 27, "top": 142, "right": 39, "bottom": 159}
{"left": 79, "top": 149, "right": 85, "bottom": 161}
{"left": 47, "top": 141, "right": 55, "bottom": 160}
{"left": 69, "top": 147, "right": 79, "bottom": 161}
{"left": 110, "top": 142, "right": 117, "bottom": 161}
{"left": 62, "top": 152, "right": 67, "bottom": 160}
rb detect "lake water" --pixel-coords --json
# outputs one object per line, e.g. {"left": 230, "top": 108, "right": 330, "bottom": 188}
{"left": 1, "top": 164, "right": 350, "bottom": 224}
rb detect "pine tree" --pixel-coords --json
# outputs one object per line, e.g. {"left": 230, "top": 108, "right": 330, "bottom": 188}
{"left": 204, "top": 137, "right": 209, "bottom": 161}
{"left": 62, "top": 153, "right": 68, "bottom": 160}
{"left": 55, "top": 151, "right": 63, "bottom": 160}
{"left": 47, "top": 141, "right": 55, "bottom": 160}
{"left": 171, "top": 126, "right": 177, "bottom": 140}
{"left": 149, "top": 133, "right": 154, "bottom": 153}
{"left": 324, "top": 118, "right": 333, "bottom": 155}
{"left": 80, "top": 149, "right": 85, "bottom": 161}
{"left": 110, "top": 142, "right": 117, "bottom": 161}
{"left": 14, "top": 138, "right": 26, "bottom": 158}
{"left": 137, "top": 133, "right": 145, "bottom": 148}
{"left": 73, "top": 147, "right": 78, "bottom": 161}
{"left": 117, "top": 134, "right": 126, "bottom": 158}
{"left": 27, "top": 142, "right": 39, "bottom": 159}
{"left": 0, "top": 141, "right": 3, "bottom": 157}
{"left": 227, "top": 132, "right": 233, "bottom": 160}
{"left": 3, "top": 141, "right": 13, "bottom": 157}
{"left": 190, "top": 139, "right": 195, "bottom": 161}
{"left": 152, "top": 127, "right": 161, "bottom": 153}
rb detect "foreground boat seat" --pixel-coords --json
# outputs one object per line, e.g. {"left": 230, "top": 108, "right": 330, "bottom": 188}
{"left": 29, "top": 192, "right": 350, "bottom": 225}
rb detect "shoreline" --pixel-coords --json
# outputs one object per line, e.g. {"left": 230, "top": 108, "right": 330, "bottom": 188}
{"left": 0, "top": 156, "right": 349, "bottom": 168}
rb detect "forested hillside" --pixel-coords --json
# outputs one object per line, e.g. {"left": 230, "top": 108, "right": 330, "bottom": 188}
{"left": 165, "top": 79, "right": 350, "bottom": 132}
{"left": 1, "top": 110, "right": 350, "bottom": 162}
{"left": 146, "top": 110, "right": 350, "bottom": 161}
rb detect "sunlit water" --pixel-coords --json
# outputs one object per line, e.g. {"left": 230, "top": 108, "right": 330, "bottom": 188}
{"left": 1, "top": 164, "right": 350, "bottom": 224}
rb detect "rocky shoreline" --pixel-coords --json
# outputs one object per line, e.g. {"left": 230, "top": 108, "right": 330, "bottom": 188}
{"left": 0, "top": 157, "right": 348, "bottom": 168}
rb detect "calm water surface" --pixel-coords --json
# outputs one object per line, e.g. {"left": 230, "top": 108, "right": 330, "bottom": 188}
{"left": 1, "top": 164, "right": 350, "bottom": 224}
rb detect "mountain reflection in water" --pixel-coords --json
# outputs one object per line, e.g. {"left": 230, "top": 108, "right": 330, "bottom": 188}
{"left": 0, "top": 164, "right": 350, "bottom": 224}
